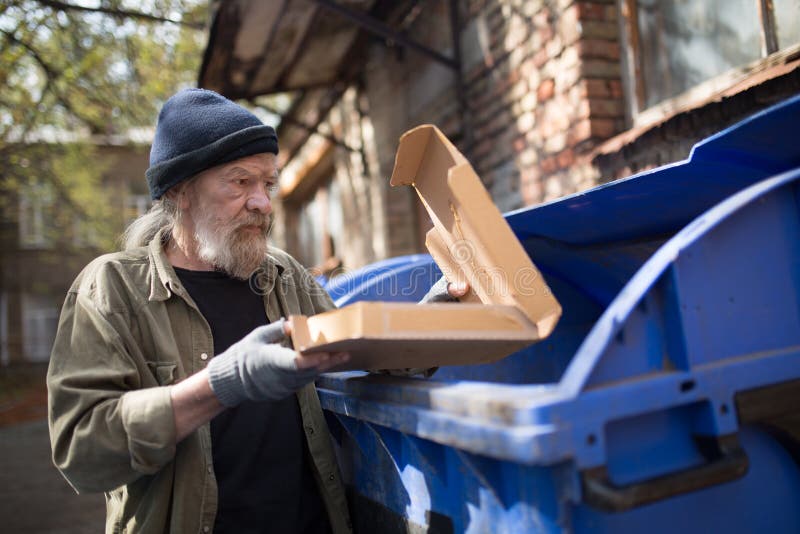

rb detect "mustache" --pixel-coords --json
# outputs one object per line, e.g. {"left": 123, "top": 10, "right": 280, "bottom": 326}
{"left": 234, "top": 213, "right": 272, "bottom": 230}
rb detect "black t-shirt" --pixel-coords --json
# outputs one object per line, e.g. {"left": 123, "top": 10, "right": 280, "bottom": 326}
{"left": 174, "top": 267, "right": 331, "bottom": 534}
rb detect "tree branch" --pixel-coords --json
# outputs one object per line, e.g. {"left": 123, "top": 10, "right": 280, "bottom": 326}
{"left": 0, "top": 28, "right": 60, "bottom": 80}
{"left": 33, "top": 0, "right": 204, "bottom": 29}
{"left": 0, "top": 74, "right": 58, "bottom": 148}
{"left": 0, "top": 28, "right": 106, "bottom": 137}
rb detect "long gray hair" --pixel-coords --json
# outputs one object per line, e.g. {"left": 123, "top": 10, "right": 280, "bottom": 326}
{"left": 121, "top": 197, "right": 178, "bottom": 250}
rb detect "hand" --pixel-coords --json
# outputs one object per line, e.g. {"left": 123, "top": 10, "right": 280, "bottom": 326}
{"left": 418, "top": 277, "right": 470, "bottom": 304}
{"left": 207, "top": 318, "right": 349, "bottom": 406}
{"left": 283, "top": 319, "right": 349, "bottom": 372}
{"left": 447, "top": 281, "right": 469, "bottom": 298}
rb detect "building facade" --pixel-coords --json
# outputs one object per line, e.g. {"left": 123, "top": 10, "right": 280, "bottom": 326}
{"left": 200, "top": 0, "right": 799, "bottom": 275}
{"left": 0, "top": 142, "right": 151, "bottom": 366}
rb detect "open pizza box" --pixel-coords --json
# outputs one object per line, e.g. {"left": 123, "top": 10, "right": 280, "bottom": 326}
{"left": 290, "top": 125, "right": 562, "bottom": 371}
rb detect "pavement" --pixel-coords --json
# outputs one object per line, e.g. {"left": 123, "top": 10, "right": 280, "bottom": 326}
{"left": 0, "top": 365, "right": 105, "bottom": 533}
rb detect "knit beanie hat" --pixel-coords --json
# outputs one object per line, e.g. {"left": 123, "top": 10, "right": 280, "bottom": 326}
{"left": 146, "top": 88, "right": 278, "bottom": 199}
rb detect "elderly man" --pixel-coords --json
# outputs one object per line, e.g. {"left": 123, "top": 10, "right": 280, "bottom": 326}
{"left": 48, "top": 88, "right": 464, "bottom": 534}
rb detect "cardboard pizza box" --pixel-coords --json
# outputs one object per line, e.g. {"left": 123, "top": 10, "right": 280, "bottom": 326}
{"left": 290, "top": 125, "right": 561, "bottom": 371}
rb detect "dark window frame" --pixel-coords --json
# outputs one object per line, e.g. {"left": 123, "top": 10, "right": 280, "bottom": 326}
{"left": 619, "top": 0, "right": 799, "bottom": 126}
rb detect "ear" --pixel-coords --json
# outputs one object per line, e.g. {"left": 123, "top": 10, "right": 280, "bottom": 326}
{"left": 165, "top": 182, "right": 191, "bottom": 211}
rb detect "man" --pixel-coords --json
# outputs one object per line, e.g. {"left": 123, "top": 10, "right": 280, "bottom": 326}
{"left": 48, "top": 88, "right": 464, "bottom": 533}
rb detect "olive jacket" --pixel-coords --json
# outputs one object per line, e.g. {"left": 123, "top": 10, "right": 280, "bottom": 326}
{"left": 47, "top": 230, "right": 352, "bottom": 534}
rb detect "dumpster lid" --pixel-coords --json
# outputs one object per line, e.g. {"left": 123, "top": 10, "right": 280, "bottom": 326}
{"left": 390, "top": 125, "right": 561, "bottom": 335}
{"left": 505, "top": 93, "right": 800, "bottom": 246}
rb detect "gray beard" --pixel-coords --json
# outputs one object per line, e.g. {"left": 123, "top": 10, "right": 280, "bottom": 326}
{"left": 193, "top": 210, "right": 271, "bottom": 280}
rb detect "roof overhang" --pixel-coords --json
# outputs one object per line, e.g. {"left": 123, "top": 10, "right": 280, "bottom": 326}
{"left": 199, "top": 0, "right": 379, "bottom": 99}
{"left": 198, "top": 0, "right": 464, "bottom": 167}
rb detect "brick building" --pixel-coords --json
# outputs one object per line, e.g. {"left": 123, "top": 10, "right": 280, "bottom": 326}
{"left": 200, "top": 0, "right": 800, "bottom": 274}
{"left": 0, "top": 140, "right": 151, "bottom": 365}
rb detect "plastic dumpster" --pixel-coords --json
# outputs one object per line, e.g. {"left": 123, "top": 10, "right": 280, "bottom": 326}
{"left": 316, "top": 94, "right": 800, "bottom": 533}
{"left": 324, "top": 254, "right": 440, "bottom": 307}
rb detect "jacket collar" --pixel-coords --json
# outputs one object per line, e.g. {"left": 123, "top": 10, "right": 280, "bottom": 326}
{"left": 146, "top": 228, "right": 287, "bottom": 302}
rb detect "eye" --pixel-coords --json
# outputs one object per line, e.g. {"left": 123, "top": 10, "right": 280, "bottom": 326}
{"left": 236, "top": 178, "right": 248, "bottom": 186}
{"left": 266, "top": 182, "right": 278, "bottom": 194}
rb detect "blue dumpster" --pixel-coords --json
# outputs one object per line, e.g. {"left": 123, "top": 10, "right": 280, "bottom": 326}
{"left": 324, "top": 254, "right": 440, "bottom": 307}
{"left": 318, "top": 95, "right": 800, "bottom": 533}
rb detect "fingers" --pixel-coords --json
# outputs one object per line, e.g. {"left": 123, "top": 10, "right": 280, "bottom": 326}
{"left": 447, "top": 281, "right": 469, "bottom": 298}
{"left": 250, "top": 319, "right": 287, "bottom": 344}
{"left": 421, "top": 278, "right": 453, "bottom": 303}
{"left": 283, "top": 319, "right": 293, "bottom": 337}
{"left": 317, "top": 352, "right": 350, "bottom": 372}
{"left": 295, "top": 351, "right": 350, "bottom": 371}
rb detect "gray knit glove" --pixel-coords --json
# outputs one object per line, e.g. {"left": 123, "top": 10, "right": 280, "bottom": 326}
{"left": 207, "top": 318, "right": 318, "bottom": 406}
{"left": 419, "top": 276, "right": 458, "bottom": 304}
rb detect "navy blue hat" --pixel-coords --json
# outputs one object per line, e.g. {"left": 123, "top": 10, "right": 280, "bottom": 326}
{"left": 146, "top": 88, "right": 278, "bottom": 199}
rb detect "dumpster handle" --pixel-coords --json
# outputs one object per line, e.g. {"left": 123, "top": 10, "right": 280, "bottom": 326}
{"left": 581, "top": 434, "right": 748, "bottom": 512}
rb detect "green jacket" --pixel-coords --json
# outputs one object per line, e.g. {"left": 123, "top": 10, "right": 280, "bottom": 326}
{"left": 47, "top": 231, "right": 352, "bottom": 534}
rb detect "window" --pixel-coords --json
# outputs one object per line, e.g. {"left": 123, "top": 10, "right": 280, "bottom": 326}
{"left": 18, "top": 182, "right": 55, "bottom": 249}
{"left": 284, "top": 175, "right": 344, "bottom": 275}
{"left": 22, "top": 294, "right": 60, "bottom": 363}
{"left": 622, "top": 0, "right": 800, "bottom": 117}
{"left": 295, "top": 190, "right": 324, "bottom": 268}
{"left": 125, "top": 194, "right": 152, "bottom": 222}
{"left": 0, "top": 292, "right": 8, "bottom": 367}
{"left": 279, "top": 139, "right": 345, "bottom": 275}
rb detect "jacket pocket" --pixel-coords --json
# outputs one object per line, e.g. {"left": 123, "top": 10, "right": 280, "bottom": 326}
{"left": 145, "top": 362, "right": 177, "bottom": 386}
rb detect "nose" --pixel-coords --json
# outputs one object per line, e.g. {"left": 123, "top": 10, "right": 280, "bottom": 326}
{"left": 246, "top": 185, "right": 272, "bottom": 214}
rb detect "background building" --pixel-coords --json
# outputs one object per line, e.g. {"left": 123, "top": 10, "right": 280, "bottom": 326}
{"left": 199, "top": 0, "right": 800, "bottom": 275}
{"left": 4, "top": 0, "right": 797, "bottom": 364}
{"left": 0, "top": 139, "right": 151, "bottom": 366}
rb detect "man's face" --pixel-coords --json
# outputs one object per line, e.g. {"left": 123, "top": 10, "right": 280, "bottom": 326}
{"left": 181, "top": 152, "right": 279, "bottom": 280}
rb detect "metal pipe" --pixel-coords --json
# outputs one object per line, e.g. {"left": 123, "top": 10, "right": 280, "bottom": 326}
{"left": 311, "top": 0, "right": 459, "bottom": 70}
{"left": 253, "top": 97, "right": 360, "bottom": 153}
{"left": 450, "top": 0, "right": 472, "bottom": 151}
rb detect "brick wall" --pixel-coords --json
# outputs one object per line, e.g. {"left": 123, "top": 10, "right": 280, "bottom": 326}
{"left": 458, "top": 0, "right": 626, "bottom": 209}
{"left": 348, "top": 0, "right": 628, "bottom": 252}
{"left": 279, "top": 0, "right": 800, "bottom": 265}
